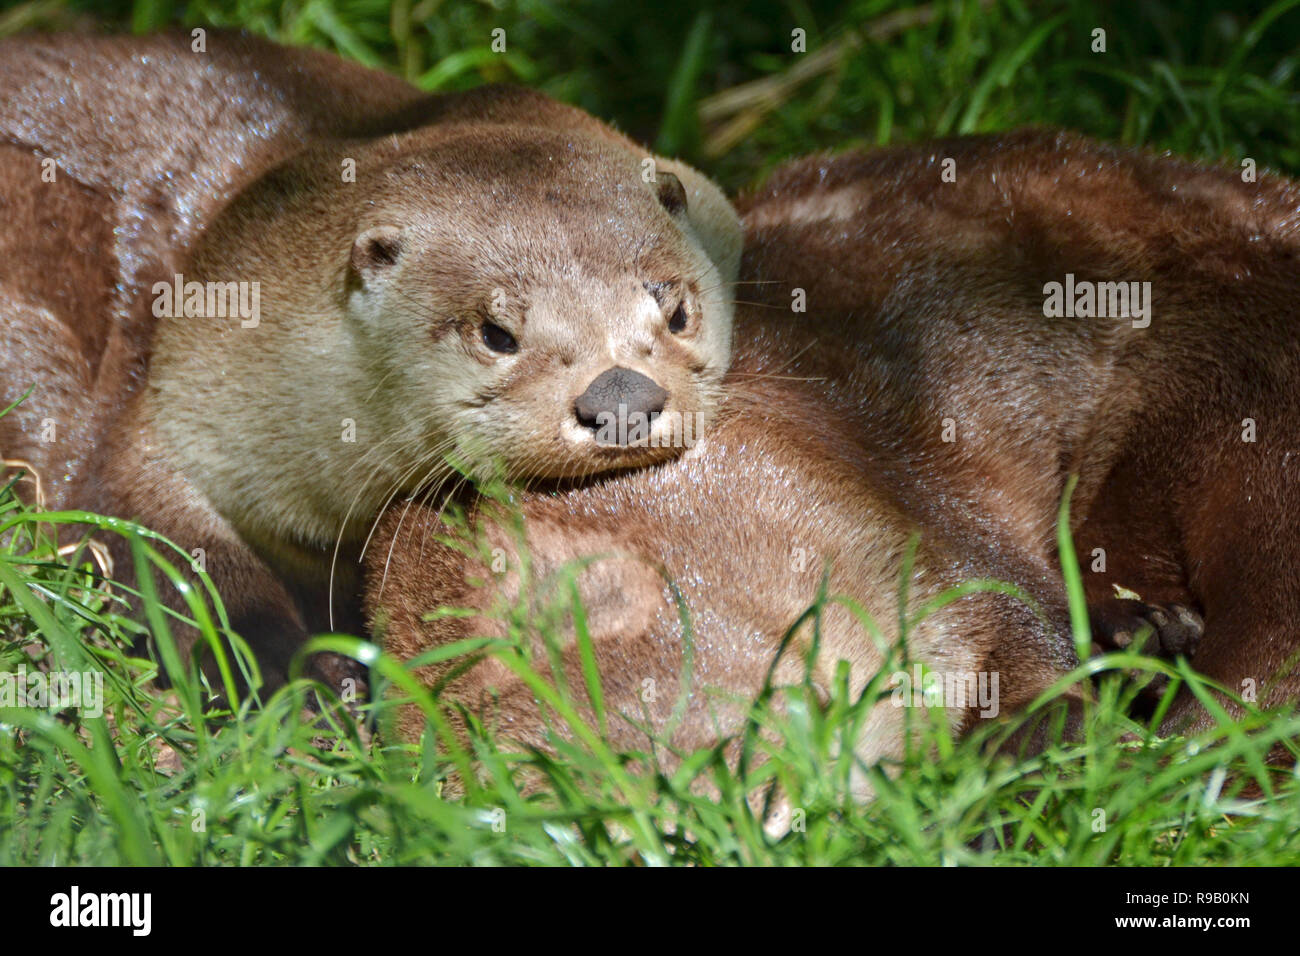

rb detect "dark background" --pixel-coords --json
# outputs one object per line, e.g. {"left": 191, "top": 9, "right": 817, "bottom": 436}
{"left": 2, "top": 0, "right": 1298, "bottom": 186}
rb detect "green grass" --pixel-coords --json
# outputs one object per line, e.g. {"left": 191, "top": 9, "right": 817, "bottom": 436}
{"left": 2, "top": 465, "right": 1298, "bottom": 866}
{"left": 2, "top": 0, "right": 1299, "bottom": 865}
{"left": 4, "top": 0, "right": 1299, "bottom": 186}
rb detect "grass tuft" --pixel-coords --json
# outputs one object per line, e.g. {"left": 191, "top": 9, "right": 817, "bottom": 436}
{"left": 1, "top": 464, "right": 1297, "bottom": 865}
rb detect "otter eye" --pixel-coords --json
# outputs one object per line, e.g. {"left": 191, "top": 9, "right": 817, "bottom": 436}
{"left": 668, "top": 304, "right": 688, "bottom": 334}
{"left": 482, "top": 321, "right": 518, "bottom": 354}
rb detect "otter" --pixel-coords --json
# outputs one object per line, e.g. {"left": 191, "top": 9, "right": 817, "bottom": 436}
{"left": 366, "top": 130, "right": 1300, "bottom": 777}
{"left": 0, "top": 31, "right": 741, "bottom": 686}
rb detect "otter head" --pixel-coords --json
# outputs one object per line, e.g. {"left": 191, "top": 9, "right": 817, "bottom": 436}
{"left": 343, "top": 127, "right": 739, "bottom": 486}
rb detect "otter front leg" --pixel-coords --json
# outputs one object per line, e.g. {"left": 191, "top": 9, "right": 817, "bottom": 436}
{"left": 98, "top": 414, "right": 325, "bottom": 695}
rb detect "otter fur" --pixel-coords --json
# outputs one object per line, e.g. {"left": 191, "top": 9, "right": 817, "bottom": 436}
{"left": 0, "top": 30, "right": 742, "bottom": 686}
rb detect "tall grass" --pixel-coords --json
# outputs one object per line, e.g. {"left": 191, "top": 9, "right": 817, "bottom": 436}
{"left": 1, "top": 461, "right": 1297, "bottom": 866}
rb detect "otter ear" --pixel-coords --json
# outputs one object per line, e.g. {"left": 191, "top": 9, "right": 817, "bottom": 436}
{"left": 655, "top": 171, "right": 688, "bottom": 217}
{"left": 350, "top": 225, "right": 404, "bottom": 285}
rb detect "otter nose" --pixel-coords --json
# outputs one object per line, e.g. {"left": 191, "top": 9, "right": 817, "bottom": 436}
{"left": 574, "top": 366, "right": 668, "bottom": 433}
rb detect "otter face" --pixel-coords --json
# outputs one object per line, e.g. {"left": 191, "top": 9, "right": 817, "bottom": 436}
{"left": 343, "top": 131, "right": 736, "bottom": 486}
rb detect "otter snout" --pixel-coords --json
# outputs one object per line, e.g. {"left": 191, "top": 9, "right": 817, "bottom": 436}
{"left": 574, "top": 366, "right": 668, "bottom": 436}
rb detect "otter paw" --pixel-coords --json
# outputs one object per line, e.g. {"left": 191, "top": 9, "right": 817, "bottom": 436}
{"left": 1090, "top": 598, "right": 1203, "bottom": 658}
{"left": 1088, "top": 597, "right": 1204, "bottom": 704}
